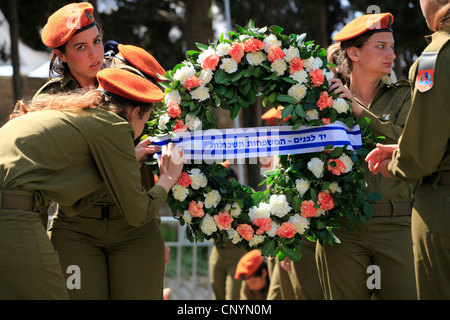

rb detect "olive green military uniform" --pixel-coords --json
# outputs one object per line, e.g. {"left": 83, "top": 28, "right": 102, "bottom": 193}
{"left": 268, "top": 239, "right": 323, "bottom": 300}
{"left": 0, "top": 108, "right": 166, "bottom": 299}
{"left": 388, "top": 27, "right": 450, "bottom": 300}
{"left": 33, "top": 73, "right": 82, "bottom": 99}
{"left": 316, "top": 80, "right": 417, "bottom": 299}
{"left": 209, "top": 242, "right": 246, "bottom": 300}
{"left": 35, "top": 73, "right": 167, "bottom": 299}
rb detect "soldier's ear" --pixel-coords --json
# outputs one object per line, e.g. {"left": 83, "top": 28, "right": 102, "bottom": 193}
{"left": 346, "top": 47, "right": 360, "bottom": 62}
{"left": 53, "top": 49, "right": 67, "bottom": 63}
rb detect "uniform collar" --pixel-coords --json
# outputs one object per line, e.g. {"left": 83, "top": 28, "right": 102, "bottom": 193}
{"left": 425, "top": 26, "right": 450, "bottom": 44}
{"left": 61, "top": 72, "right": 81, "bottom": 89}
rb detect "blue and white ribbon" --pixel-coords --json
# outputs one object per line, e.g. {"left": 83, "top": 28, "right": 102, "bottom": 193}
{"left": 149, "top": 121, "right": 362, "bottom": 161}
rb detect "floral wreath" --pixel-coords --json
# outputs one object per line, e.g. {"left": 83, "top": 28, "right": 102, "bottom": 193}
{"left": 146, "top": 20, "right": 380, "bottom": 261}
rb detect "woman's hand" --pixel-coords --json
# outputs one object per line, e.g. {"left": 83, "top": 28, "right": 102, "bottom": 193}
{"left": 365, "top": 143, "right": 398, "bottom": 177}
{"left": 328, "top": 78, "right": 363, "bottom": 118}
{"left": 135, "top": 138, "right": 160, "bottom": 166}
{"left": 156, "top": 143, "right": 185, "bottom": 193}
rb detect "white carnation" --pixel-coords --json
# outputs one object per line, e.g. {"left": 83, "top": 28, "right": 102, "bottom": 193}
{"left": 164, "top": 90, "right": 181, "bottom": 105}
{"left": 246, "top": 51, "right": 266, "bottom": 66}
{"left": 185, "top": 114, "right": 202, "bottom": 131}
{"left": 158, "top": 113, "right": 171, "bottom": 131}
{"left": 316, "top": 208, "right": 326, "bottom": 217}
{"left": 288, "top": 214, "right": 310, "bottom": 234}
{"left": 174, "top": 64, "right": 196, "bottom": 84}
{"left": 204, "top": 189, "right": 221, "bottom": 209}
{"left": 290, "top": 69, "right": 308, "bottom": 84}
{"left": 306, "top": 109, "right": 319, "bottom": 121}
{"left": 295, "top": 178, "right": 310, "bottom": 197}
{"left": 171, "top": 184, "right": 189, "bottom": 201}
{"left": 263, "top": 34, "right": 281, "bottom": 51}
{"left": 313, "top": 57, "right": 323, "bottom": 69}
{"left": 249, "top": 234, "right": 265, "bottom": 247}
{"left": 227, "top": 228, "right": 242, "bottom": 244}
{"left": 269, "top": 194, "right": 291, "bottom": 218}
{"left": 271, "top": 59, "right": 287, "bottom": 76}
{"left": 190, "top": 86, "right": 210, "bottom": 102}
{"left": 307, "top": 157, "right": 325, "bottom": 178}
{"left": 339, "top": 153, "right": 354, "bottom": 173}
{"left": 182, "top": 210, "right": 192, "bottom": 224}
{"left": 288, "top": 83, "right": 307, "bottom": 102}
{"left": 216, "top": 43, "right": 231, "bottom": 57}
{"left": 230, "top": 202, "right": 242, "bottom": 217}
{"left": 197, "top": 48, "right": 217, "bottom": 65}
{"left": 189, "top": 168, "right": 208, "bottom": 189}
{"left": 266, "top": 221, "right": 279, "bottom": 237}
{"left": 283, "top": 46, "right": 300, "bottom": 62}
{"left": 220, "top": 58, "right": 238, "bottom": 74}
{"left": 332, "top": 98, "right": 350, "bottom": 114}
{"left": 199, "top": 68, "right": 213, "bottom": 84}
{"left": 302, "top": 57, "right": 315, "bottom": 71}
{"left": 328, "top": 182, "right": 342, "bottom": 194}
{"left": 249, "top": 202, "right": 271, "bottom": 221}
{"left": 200, "top": 214, "right": 217, "bottom": 235}
{"left": 324, "top": 70, "right": 334, "bottom": 82}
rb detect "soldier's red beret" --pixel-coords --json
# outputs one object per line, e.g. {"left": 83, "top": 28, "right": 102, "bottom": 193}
{"left": 97, "top": 68, "right": 164, "bottom": 104}
{"left": 234, "top": 250, "right": 263, "bottom": 280}
{"left": 333, "top": 13, "right": 394, "bottom": 42}
{"left": 116, "top": 44, "right": 166, "bottom": 82}
{"left": 42, "top": 2, "right": 97, "bottom": 48}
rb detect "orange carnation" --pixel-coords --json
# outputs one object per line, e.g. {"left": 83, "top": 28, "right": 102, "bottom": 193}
{"left": 252, "top": 218, "right": 272, "bottom": 235}
{"left": 310, "top": 68, "right": 325, "bottom": 87}
{"left": 202, "top": 54, "right": 220, "bottom": 71}
{"left": 173, "top": 119, "right": 187, "bottom": 132}
{"left": 289, "top": 56, "right": 304, "bottom": 74}
{"left": 184, "top": 75, "right": 202, "bottom": 91}
{"left": 276, "top": 222, "right": 296, "bottom": 238}
{"left": 229, "top": 42, "right": 245, "bottom": 63}
{"left": 327, "top": 158, "right": 346, "bottom": 176}
{"left": 237, "top": 224, "right": 254, "bottom": 241}
{"left": 167, "top": 102, "right": 181, "bottom": 118}
{"left": 300, "top": 200, "right": 317, "bottom": 218}
{"left": 267, "top": 45, "right": 285, "bottom": 62}
{"left": 177, "top": 172, "right": 191, "bottom": 188}
{"left": 189, "top": 200, "right": 204, "bottom": 218}
{"left": 214, "top": 210, "right": 234, "bottom": 231}
{"left": 243, "top": 38, "right": 265, "bottom": 52}
{"left": 317, "top": 91, "right": 333, "bottom": 111}
{"left": 317, "top": 191, "right": 335, "bottom": 211}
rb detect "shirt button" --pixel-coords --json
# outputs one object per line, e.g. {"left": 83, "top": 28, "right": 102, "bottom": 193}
{"left": 371, "top": 178, "right": 376, "bottom": 183}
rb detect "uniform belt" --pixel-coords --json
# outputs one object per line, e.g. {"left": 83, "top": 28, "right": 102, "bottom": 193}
{"left": 422, "top": 170, "right": 450, "bottom": 185}
{"left": 370, "top": 202, "right": 412, "bottom": 217}
{"left": 77, "top": 204, "right": 123, "bottom": 219}
{"left": 1, "top": 190, "right": 38, "bottom": 211}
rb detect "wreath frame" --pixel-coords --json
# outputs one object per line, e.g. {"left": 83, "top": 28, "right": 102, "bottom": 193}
{"left": 146, "top": 20, "right": 381, "bottom": 261}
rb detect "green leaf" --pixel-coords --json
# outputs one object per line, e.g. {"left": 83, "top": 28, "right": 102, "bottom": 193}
{"left": 281, "top": 246, "right": 300, "bottom": 262}
{"left": 270, "top": 25, "right": 284, "bottom": 34}
{"left": 277, "top": 94, "right": 298, "bottom": 104}
{"left": 292, "top": 195, "right": 301, "bottom": 212}
{"left": 196, "top": 43, "right": 209, "bottom": 51}
{"left": 262, "top": 239, "right": 276, "bottom": 257}
{"left": 295, "top": 104, "right": 306, "bottom": 118}
{"left": 366, "top": 192, "right": 383, "bottom": 202}
{"left": 230, "top": 104, "right": 240, "bottom": 120}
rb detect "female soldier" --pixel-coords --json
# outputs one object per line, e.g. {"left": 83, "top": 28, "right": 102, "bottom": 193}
{"left": 314, "top": 13, "right": 417, "bottom": 299}
{"left": 0, "top": 68, "right": 184, "bottom": 299}
{"left": 48, "top": 44, "right": 172, "bottom": 300}
{"left": 366, "top": 0, "right": 450, "bottom": 299}
{"left": 35, "top": 2, "right": 104, "bottom": 96}
{"left": 35, "top": 3, "right": 174, "bottom": 299}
